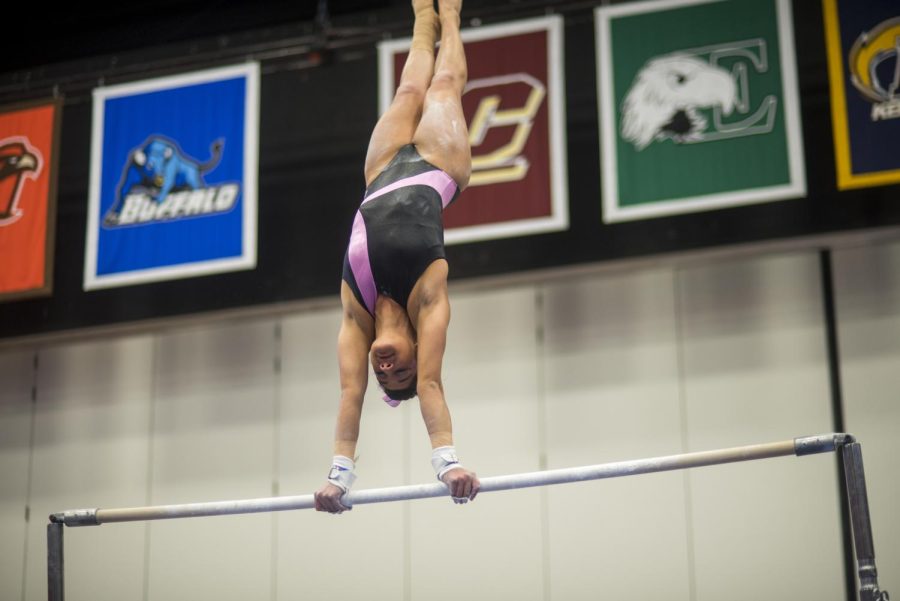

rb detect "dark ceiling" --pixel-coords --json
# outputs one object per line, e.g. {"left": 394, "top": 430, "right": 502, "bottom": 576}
{"left": 4, "top": 0, "right": 394, "bottom": 75}
{"left": 6, "top": 0, "right": 574, "bottom": 79}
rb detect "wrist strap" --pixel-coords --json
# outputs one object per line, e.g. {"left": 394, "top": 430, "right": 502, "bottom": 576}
{"left": 431, "top": 446, "right": 463, "bottom": 481}
{"left": 327, "top": 455, "right": 357, "bottom": 493}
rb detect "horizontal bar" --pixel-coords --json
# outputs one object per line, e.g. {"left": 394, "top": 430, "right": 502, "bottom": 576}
{"left": 51, "top": 433, "right": 849, "bottom": 527}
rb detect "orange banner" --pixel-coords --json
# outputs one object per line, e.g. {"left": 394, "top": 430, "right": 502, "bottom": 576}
{"left": 0, "top": 99, "right": 60, "bottom": 300}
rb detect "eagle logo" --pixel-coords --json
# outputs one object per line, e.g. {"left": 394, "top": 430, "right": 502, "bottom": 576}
{"left": 621, "top": 54, "right": 737, "bottom": 150}
{"left": 0, "top": 137, "right": 42, "bottom": 226}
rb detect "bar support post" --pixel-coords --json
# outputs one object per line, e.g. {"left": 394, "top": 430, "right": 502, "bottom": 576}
{"left": 47, "top": 522, "right": 64, "bottom": 601}
{"left": 842, "top": 442, "right": 889, "bottom": 601}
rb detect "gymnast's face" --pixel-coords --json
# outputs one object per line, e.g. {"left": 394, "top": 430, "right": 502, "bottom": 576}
{"left": 370, "top": 335, "right": 417, "bottom": 390}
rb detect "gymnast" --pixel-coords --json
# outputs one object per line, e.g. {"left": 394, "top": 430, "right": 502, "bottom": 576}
{"left": 314, "top": 0, "right": 480, "bottom": 514}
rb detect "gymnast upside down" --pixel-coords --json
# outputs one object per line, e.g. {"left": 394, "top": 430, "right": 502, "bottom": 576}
{"left": 314, "top": 0, "right": 480, "bottom": 514}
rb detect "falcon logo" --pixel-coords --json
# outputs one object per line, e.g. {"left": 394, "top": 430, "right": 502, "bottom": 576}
{"left": 0, "top": 137, "right": 42, "bottom": 226}
{"left": 848, "top": 17, "right": 900, "bottom": 122}
{"left": 104, "top": 136, "right": 239, "bottom": 227}
{"left": 464, "top": 73, "right": 545, "bottom": 186}
{"left": 621, "top": 39, "right": 778, "bottom": 150}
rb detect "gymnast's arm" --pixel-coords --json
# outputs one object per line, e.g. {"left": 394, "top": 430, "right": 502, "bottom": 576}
{"left": 415, "top": 279, "right": 480, "bottom": 502}
{"left": 314, "top": 283, "right": 372, "bottom": 514}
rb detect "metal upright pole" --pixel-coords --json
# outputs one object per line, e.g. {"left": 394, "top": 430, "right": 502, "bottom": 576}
{"left": 47, "top": 522, "right": 64, "bottom": 601}
{"left": 841, "top": 442, "right": 889, "bottom": 601}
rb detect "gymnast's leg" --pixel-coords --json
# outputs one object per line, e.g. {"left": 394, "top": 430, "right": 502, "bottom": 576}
{"left": 364, "top": 0, "right": 439, "bottom": 187}
{"left": 412, "top": 0, "right": 472, "bottom": 190}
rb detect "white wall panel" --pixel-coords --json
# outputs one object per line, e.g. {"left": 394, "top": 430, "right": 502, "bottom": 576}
{"left": 147, "top": 321, "right": 276, "bottom": 601}
{"left": 677, "top": 253, "right": 843, "bottom": 601}
{"left": 409, "top": 286, "right": 544, "bottom": 601}
{"left": 542, "top": 269, "right": 690, "bottom": 601}
{"left": 833, "top": 240, "right": 900, "bottom": 595}
{"left": 8, "top": 242, "right": 895, "bottom": 601}
{"left": 24, "top": 336, "right": 153, "bottom": 601}
{"left": 277, "top": 307, "right": 406, "bottom": 601}
{"left": 0, "top": 349, "right": 35, "bottom": 601}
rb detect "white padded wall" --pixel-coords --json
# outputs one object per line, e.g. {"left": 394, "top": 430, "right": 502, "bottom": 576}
{"left": 25, "top": 336, "right": 154, "bottom": 601}
{"left": 542, "top": 269, "right": 690, "bottom": 600}
{"left": 277, "top": 307, "right": 406, "bottom": 601}
{"left": 0, "top": 349, "right": 35, "bottom": 601}
{"left": 146, "top": 321, "right": 276, "bottom": 601}
{"left": 408, "top": 286, "right": 544, "bottom": 601}
{"left": 7, "top": 243, "right": 893, "bottom": 601}
{"left": 833, "top": 240, "right": 900, "bottom": 595}
{"left": 676, "top": 253, "right": 843, "bottom": 601}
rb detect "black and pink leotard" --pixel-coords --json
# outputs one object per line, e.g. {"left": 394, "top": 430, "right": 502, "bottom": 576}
{"left": 342, "top": 145, "right": 459, "bottom": 316}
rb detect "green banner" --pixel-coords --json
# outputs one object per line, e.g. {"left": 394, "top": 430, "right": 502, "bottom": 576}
{"left": 596, "top": 0, "right": 806, "bottom": 222}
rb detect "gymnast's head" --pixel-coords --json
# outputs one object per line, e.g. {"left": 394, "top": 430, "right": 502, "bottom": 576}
{"left": 370, "top": 332, "right": 418, "bottom": 404}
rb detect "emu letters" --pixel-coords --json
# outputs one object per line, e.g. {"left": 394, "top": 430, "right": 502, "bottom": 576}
{"left": 596, "top": 0, "right": 806, "bottom": 222}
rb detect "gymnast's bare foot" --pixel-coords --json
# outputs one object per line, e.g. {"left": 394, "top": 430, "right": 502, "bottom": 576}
{"left": 438, "top": 0, "right": 462, "bottom": 15}
{"left": 413, "top": 0, "right": 440, "bottom": 39}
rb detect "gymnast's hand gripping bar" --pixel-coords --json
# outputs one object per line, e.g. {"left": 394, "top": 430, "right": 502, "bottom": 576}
{"left": 47, "top": 433, "right": 889, "bottom": 601}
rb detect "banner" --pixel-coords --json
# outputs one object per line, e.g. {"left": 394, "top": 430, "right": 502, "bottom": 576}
{"left": 84, "top": 63, "right": 259, "bottom": 289}
{"left": 824, "top": 0, "right": 900, "bottom": 190}
{"left": 596, "top": 0, "right": 805, "bottom": 222}
{"left": 378, "top": 16, "right": 568, "bottom": 244}
{"left": 0, "top": 98, "right": 61, "bottom": 301}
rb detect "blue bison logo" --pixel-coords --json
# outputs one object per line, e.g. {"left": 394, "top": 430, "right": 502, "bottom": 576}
{"left": 104, "top": 136, "right": 231, "bottom": 226}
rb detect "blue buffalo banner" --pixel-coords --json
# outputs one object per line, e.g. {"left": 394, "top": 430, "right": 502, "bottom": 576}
{"left": 84, "top": 63, "right": 259, "bottom": 289}
{"left": 824, "top": 0, "right": 900, "bottom": 190}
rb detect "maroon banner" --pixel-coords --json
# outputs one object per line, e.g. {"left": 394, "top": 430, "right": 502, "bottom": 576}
{"left": 379, "top": 16, "right": 568, "bottom": 244}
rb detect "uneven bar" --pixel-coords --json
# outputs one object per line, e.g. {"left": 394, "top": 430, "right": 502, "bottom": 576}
{"left": 51, "top": 433, "right": 848, "bottom": 527}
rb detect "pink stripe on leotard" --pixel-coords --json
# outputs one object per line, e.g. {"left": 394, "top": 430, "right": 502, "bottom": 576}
{"left": 348, "top": 211, "right": 377, "bottom": 314}
{"left": 362, "top": 170, "right": 458, "bottom": 209}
